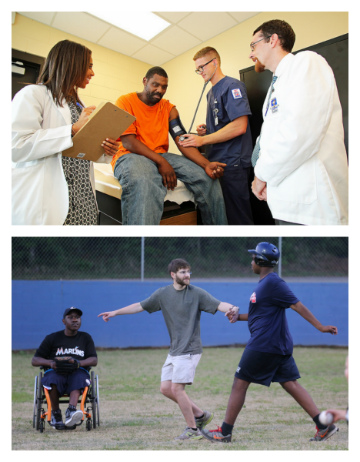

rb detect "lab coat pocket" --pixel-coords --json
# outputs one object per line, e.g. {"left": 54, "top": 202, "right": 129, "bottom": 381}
{"left": 12, "top": 162, "right": 45, "bottom": 224}
{"left": 273, "top": 159, "right": 318, "bottom": 205}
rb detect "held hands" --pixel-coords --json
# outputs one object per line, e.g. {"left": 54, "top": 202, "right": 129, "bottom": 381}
{"left": 225, "top": 306, "right": 240, "bottom": 323}
{"left": 205, "top": 162, "right": 227, "bottom": 179}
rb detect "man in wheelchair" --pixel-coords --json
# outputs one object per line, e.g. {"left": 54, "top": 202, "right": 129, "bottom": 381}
{"left": 31, "top": 307, "right": 98, "bottom": 430}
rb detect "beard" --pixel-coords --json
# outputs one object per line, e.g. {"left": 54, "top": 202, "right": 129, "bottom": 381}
{"left": 175, "top": 275, "right": 190, "bottom": 286}
{"left": 145, "top": 88, "right": 163, "bottom": 105}
{"left": 254, "top": 59, "right": 266, "bottom": 73}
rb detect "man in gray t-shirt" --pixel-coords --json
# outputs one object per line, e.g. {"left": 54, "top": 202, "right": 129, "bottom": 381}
{"left": 98, "top": 258, "right": 239, "bottom": 441}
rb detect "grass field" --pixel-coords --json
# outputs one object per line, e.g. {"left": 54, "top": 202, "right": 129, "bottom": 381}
{"left": 12, "top": 347, "right": 348, "bottom": 452}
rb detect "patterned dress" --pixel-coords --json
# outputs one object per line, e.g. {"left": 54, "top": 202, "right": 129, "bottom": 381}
{"left": 62, "top": 101, "right": 98, "bottom": 225}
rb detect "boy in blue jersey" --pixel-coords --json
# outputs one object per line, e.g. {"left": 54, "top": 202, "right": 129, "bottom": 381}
{"left": 201, "top": 242, "right": 339, "bottom": 444}
{"left": 179, "top": 47, "right": 254, "bottom": 225}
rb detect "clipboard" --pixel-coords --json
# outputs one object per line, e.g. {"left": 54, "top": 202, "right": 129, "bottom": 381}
{"left": 62, "top": 102, "right": 136, "bottom": 161}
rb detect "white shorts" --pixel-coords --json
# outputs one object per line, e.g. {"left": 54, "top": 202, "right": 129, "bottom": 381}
{"left": 161, "top": 353, "right": 202, "bottom": 384}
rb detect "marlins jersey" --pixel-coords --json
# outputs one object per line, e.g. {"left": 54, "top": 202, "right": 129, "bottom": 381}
{"left": 34, "top": 330, "right": 97, "bottom": 371}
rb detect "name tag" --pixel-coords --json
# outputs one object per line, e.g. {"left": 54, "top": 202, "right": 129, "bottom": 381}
{"left": 271, "top": 97, "right": 279, "bottom": 113}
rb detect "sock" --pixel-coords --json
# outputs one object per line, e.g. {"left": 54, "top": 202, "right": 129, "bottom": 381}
{"left": 196, "top": 413, "right": 204, "bottom": 420}
{"left": 191, "top": 427, "right": 198, "bottom": 431}
{"left": 313, "top": 414, "right": 328, "bottom": 430}
{"left": 221, "top": 422, "right": 234, "bottom": 436}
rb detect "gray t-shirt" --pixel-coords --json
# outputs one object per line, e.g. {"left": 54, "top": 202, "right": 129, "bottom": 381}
{"left": 140, "top": 284, "right": 220, "bottom": 356}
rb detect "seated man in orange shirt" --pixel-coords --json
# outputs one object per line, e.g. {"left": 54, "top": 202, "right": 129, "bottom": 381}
{"left": 111, "top": 66, "right": 228, "bottom": 225}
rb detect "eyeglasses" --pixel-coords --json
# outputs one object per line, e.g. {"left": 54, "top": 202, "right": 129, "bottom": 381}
{"left": 195, "top": 58, "right": 215, "bottom": 75}
{"left": 250, "top": 35, "right": 272, "bottom": 52}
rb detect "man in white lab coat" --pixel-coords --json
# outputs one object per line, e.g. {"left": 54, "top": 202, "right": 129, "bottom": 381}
{"left": 249, "top": 20, "right": 348, "bottom": 225}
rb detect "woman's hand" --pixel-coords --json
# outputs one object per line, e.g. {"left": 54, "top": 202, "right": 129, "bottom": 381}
{"left": 71, "top": 105, "right": 96, "bottom": 134}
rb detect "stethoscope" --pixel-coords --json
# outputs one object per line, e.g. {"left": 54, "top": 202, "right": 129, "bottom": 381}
{"left": 182, "top": 64, "right": 218, "bottom": 138}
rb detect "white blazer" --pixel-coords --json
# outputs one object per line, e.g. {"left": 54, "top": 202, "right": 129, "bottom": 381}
{"left": 255, "top": 52, "right": 348, "bottom": 225}
{"left": 12, "top": 84, "right": 110, "bottom": 225}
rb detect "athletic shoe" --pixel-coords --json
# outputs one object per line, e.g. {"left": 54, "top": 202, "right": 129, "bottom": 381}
{"left": 201, "top": 426, "right": 232, "bottom": 443}
{"left": 50, "top": 409, "right": 65, "bottom": 430}
{"left": 65, "top": 407, "right": 83, "bottom": 427}
{"left": 309, "top": 424, "right": 339, "bottom": 442}
{"left": 175, "top": 427, "right": 203, "bottom": 440}
{"left": 195, "top": 411, "right": 214, "bottom": 429}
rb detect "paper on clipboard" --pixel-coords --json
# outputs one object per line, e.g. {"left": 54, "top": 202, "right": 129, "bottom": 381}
{"left": 62, "top": 102, "right": 136, "bottom": 161}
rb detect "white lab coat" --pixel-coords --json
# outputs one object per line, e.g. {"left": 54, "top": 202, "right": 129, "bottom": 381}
{"left": 255, "top": 52, "right": 348, "bottom": 225}
{"left": 12, "top": 84, "right": 110, "bottom": 225}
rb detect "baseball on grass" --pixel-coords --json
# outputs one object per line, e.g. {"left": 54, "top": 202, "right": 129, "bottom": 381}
{"left": 319, "top": 411, "right": 333, "bottom": 425}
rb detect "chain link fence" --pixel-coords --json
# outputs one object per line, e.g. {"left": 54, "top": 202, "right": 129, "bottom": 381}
{"left": 12, "top": 237, "right": 348, "bottom": 280}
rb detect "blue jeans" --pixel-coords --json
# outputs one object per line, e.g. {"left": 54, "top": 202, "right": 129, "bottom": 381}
{"left": 114, "top": 153, "right": 228, "bottom": 225}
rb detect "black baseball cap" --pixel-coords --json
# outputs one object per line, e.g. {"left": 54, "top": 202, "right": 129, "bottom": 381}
{"left": 63, "top": 307, "right": 83, "bottom": 318}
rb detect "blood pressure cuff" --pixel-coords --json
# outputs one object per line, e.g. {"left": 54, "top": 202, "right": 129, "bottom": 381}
{"left": 169, "top": 118, "right": 187, "bottom": 141}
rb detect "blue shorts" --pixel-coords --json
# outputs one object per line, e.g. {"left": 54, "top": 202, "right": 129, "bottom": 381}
{"left": 41, "top": 369, "right": 91, "bottom": 396}
{"left": 235, "top": 348, "right": 301, "bottom": 387}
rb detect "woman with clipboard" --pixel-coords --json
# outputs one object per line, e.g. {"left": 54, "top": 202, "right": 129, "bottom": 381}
{"left": 12, "top": 40, "right": 119, "bottom": 225}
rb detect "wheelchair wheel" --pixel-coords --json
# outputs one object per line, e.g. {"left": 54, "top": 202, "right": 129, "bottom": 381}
{"left": 33, "top": 371, "right": 43, "bottom": 430}
{"left": 90, "top": 371, "right": 100, "bottom": 428}
{"left": 32, "top": 374, "right": 38, "bottom": 428}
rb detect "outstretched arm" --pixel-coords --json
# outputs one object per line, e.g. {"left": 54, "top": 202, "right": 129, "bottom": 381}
{"left": 217, "top": 302, "right": 248, "bottom": 323}
{"left": 98, "top": 302, "right": 144, "bottom": 322}
{"left": 290, "top": 301, "right": 338, "bottom": 334}
{"left": 217, "top": 302, "right": 239, "bottom": 314}
{"left": 226, "top": 310, "right": 248, "bottom": 323}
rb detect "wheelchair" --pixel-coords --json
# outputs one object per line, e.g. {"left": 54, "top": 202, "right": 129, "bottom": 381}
{"left": 32, "top": 367, "right": 100, "bottom": 432}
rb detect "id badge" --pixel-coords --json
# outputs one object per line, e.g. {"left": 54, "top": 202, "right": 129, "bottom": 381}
{"left": 213, "top": 108, "right": 219, "bottom": 126}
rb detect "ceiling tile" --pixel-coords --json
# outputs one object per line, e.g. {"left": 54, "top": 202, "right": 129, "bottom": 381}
{"left": 228, "top": 12, "right": 259, "bottom": 23}
{"left": 15, "top": 11, "right": 261, "bottom": 66}
{"left": 151, "top": 25, "right": 202, "bottom": 55}
{"left": 52, "top": 12, "right": 110, "bottom": 43}
{"left": 178, "top": 12, "right": 238, "bottom": 42}
{"left": 18, "top": 11, "right": 56, "bottom": 25}
{"left": 132, "top": 44, "right": 175, "bottom": 66}
{"left": 98, "top": 27, "right": 147, "bottom": 56}
{"left": 155, "top": 12, "right": 191, "bottom": 24}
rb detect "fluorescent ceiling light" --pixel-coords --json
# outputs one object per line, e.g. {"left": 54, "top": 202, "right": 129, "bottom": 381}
{"left": 89, "top": 12, "right": 170, "bottom": 41}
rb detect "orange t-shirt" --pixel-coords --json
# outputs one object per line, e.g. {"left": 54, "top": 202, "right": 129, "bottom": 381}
{"left": 111, "top": 92, "right": 175, "bottom": 169}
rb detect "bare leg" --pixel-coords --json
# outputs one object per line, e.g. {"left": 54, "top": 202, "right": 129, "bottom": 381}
{"left": 48, "top": 386, "right": 60, "bottom": 411}
{"left": 223, "top": 377, "right": 251, "bottom": 425}
{"left": 69, "top": 389, "right": 81, "bottom": 407}
{"left": 280, "top": 380, "right": 319, "bottom": 418}
{"left": 160, "top": 380, "right": 203, "bottom": 427}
